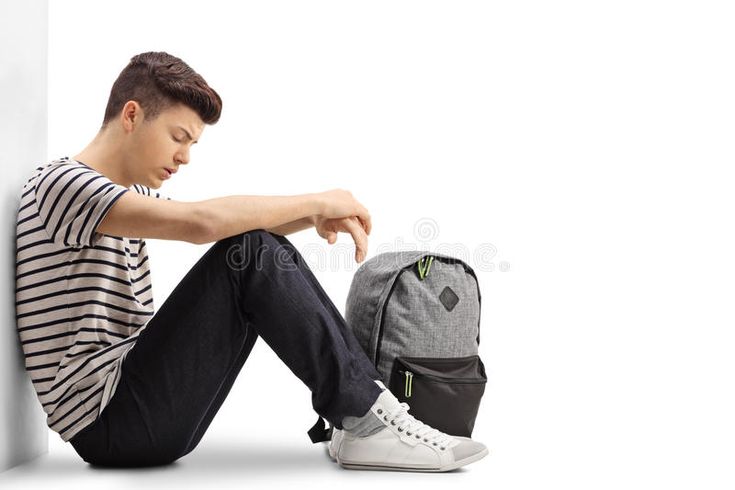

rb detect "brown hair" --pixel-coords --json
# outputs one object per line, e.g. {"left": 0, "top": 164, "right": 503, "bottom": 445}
{"left": 101, "top": 51, "right": 222, "bottom": 130}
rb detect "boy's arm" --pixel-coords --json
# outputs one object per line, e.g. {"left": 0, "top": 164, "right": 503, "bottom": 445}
{"left": 265, "top": 215, "right": 316, "bottom": 237}
{"left": 199, "top": 193, "right": 322, "bottom": 243}
{"left": 97, "top": 192, "right": 323, "bottom": 244}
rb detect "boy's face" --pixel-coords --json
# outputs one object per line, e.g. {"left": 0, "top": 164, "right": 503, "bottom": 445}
{"left": 125, "top": 101, "right": 205, "bottom": 188}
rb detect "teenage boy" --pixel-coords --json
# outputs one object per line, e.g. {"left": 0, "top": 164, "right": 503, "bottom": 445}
{"left": 15, "top": 51, "right": 488, "bottom": 471}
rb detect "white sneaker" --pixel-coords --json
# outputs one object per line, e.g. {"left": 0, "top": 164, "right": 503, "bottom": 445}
{"left": 327, "top": 427, "right": 343, "bottom": 461}
{"left": 329, "top": 389, "right": 489, "bottom": 472}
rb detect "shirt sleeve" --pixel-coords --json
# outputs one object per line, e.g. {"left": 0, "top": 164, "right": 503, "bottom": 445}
{"left": 34, "top": 161, "right": 130, "bottom": 248}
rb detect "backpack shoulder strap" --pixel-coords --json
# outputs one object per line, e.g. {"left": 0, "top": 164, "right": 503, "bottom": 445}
{"left": 308, "top": 415, "right": 333, "bottom": 443}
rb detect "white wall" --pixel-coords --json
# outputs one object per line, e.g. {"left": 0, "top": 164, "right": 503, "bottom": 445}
{"left": 0, "top": 0, "right": 49, "bottom": 473}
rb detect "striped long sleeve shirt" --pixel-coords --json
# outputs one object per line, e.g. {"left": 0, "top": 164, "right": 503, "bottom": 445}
{"left": 15, "top": 156, "right": 170, "bottom": 442}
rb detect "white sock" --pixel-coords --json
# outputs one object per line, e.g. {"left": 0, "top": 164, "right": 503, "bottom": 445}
{"left": 340, "top": 379, "right": 388, "bottom": 437}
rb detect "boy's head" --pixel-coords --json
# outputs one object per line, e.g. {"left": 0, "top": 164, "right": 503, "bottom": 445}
{"left": 92, "top": 51, "right": 222, "bottom": 187}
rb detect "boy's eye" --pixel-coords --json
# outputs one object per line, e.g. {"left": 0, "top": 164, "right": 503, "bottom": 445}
{"left": 172, "top": 136, "right": 181, "bottom": 143}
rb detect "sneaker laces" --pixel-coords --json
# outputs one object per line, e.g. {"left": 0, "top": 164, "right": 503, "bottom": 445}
{"left": 385, "top": 402, "right": 454, "bottom": 448}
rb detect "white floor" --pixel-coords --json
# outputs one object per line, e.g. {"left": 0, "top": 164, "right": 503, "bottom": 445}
{"left": 0, "top": 431, "right": 492, "bottom": 490}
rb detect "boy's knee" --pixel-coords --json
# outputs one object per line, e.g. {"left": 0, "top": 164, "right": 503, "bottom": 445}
{"left": 238, "top": 228, "right": 280, "bottom": 247}
{"left": 223, "top": 229, "right": 284, "bottom": 272}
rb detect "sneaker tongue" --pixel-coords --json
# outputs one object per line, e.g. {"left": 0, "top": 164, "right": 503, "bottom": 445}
{"left": 377, "top": 388, "right": 403, "bottom": 413}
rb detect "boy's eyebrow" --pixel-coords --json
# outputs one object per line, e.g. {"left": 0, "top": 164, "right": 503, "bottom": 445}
{"left": 175, "top": 125, "right": 198, "bottom": 144}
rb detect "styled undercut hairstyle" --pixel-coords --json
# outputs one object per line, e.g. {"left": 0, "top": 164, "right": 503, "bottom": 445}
{"left": 100, "top": 51, "right": 223, "bottom": 130}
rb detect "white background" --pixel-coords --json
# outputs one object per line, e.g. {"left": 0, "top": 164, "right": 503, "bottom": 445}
{"left": 4, "top": 0, "right": 734, "bottom": 488}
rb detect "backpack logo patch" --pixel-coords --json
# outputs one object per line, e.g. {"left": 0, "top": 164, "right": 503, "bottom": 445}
{"left": 439, "top": 285, "right": 460, "bottom": 312}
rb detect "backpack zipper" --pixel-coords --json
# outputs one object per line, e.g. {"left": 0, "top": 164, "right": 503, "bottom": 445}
{"left": 399, "top": 367, "right": 486, "bottom": 385}
{"left": 417, "top": 256, "right": 434, "bottom": 280}
{"left": 404, "top": 370, "right": 413, "bottom": 397}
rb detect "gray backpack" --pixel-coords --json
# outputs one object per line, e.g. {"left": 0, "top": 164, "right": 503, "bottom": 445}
{"left": 307, "top": 251, "right": 487, "bottom": 443}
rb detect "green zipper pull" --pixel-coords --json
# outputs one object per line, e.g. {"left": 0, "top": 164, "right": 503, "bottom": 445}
{"left": 404, "top": 370, "right": 413, "bottom": 397}
{"left": 417, "top": 258, "right": 426, "bottom": 280}
{"left": 417, "top": 256, "right": 434, "bottom": 280}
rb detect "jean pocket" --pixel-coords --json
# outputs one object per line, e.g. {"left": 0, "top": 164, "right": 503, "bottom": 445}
{"left": 388, "top": 354, "right": 487, "bottom": 437}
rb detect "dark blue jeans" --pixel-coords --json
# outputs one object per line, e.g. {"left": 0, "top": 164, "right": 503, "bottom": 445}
{"left": 69, "top": 229, "right": 384, "bottom": 467}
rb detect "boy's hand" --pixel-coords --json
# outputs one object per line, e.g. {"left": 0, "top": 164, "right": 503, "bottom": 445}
{"left": 313, "top": 189, "right": 372, "bottom": 263}
{"left": 314, "top": 215, "right": 370, "bottom": 263}
{"left": 316, "top": 189, "right": 372, "bottom": 235}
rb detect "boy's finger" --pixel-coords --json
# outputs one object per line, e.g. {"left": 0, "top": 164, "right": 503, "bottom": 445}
{"left": 346, "top": 217, "right": 368, "bottom": 262}
{"left": 358, "top": 213, "right": 371, "bottom": 235}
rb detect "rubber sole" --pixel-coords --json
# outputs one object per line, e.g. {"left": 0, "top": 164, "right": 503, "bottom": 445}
{"left": 336, "top": 447, "right": 489, "bottom": 472}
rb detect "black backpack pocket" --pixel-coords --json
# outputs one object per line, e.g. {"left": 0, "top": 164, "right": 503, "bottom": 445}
{"left": 387, "top": 354, "right": 487, "bottom": 437}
